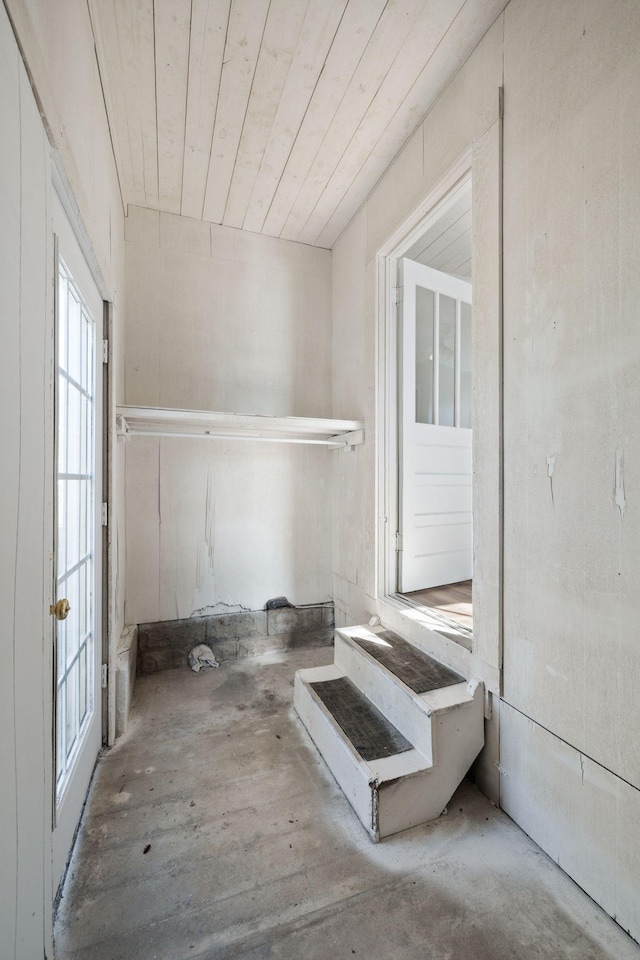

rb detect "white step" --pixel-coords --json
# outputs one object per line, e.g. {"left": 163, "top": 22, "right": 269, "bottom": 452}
{"left": 334, "top": 625, "right": 475, "bottom": 764}
{"left": 294, "top": 625, "right": 484, "bottom": 841}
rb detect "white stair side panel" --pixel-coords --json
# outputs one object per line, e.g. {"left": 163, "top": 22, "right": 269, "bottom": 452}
{"left": 294, "top": 668, "right": 377, "bottom": 838}
{"left": 380, "top": 707, "right": 484, "bottom": 839}
{"left": 379, "top": 681, "right": 484, "bottom": 837}
{"left": 294, "top": 666, "right": 436, "bottom": 841}
{"left": 378, "top": 770, "right": 440, "bottom": 838}
{"left": 430, "top": 680, "right": 485, "bottom": 777}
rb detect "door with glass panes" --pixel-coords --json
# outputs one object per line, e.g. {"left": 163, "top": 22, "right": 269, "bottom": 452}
{"left": 51, "top": 191, "right": 103, "bottom": 885}
{"left": 399, "top": 258, "right": 472, "bottom": 593}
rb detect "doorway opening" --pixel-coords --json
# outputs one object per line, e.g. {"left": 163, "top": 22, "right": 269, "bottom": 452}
{"left": 387, "top": 173, "right": 473, "bottom": 647}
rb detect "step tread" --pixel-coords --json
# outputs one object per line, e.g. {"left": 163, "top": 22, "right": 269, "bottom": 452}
{"left": 350, "top": 629, "right": 464, "bottom": 694}
{"left": 309, "top": 675, "right": 413, "bottom": 762}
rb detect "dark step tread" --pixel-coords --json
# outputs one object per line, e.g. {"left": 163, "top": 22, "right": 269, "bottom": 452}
{"left": 309, "top": 676, "right": 412, "bottom": 762}
{"left": 351, "top": 630, "right": 463, "bottom": 694}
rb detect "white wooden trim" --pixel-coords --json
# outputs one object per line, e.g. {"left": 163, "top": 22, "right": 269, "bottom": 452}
{"left": 376, "top": 165, "right": 473, "bottom": 604}
{"left": 375, "top": 112, "right": 503, "bottom": 685}
{"left": 375, "top": 155, "right": 472, "bottom": 259}
{"left": 455, "top": 298, "right": 461, "bottom": 427}
{"left": 51, "top": 156, "right": 109, "bottom": 299}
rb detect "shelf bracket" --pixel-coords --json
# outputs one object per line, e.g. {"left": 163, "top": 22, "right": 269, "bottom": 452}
{"left": 116, "top": 415, "right": 131, "bottom": 440}
{"left": 328, "top": 429, "right": 365, "bottom": 449}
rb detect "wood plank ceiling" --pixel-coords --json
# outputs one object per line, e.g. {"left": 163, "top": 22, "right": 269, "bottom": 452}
{"left": 89, "top": 0, "right": 507, "bottom": 249}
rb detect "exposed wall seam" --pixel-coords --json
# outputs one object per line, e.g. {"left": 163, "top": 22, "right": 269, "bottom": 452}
{"left": 85, "top": 0, "right": 126, "bottom": 218}
{"left": 220, "top": 0, "right": 272, "bottom": 226}
{"left": 152, "top": 0, "right": 160, "bottom": 217}
{"left": 500, "top": 697, "right": 640, "bottom": 796}
{"left": 257, "top": 0, "right": 356, "bottom": 236}
{"left": 12, "top": 49, "right": 23, "bottom": 955}
{"left": 199, "top": 0, "right": 232, "bottom": 221}
{"left": 178, "top": 0, "right": 194, "bottom": 217}
{"left": 1, "top": 0, "right": 55, "bottom": 146}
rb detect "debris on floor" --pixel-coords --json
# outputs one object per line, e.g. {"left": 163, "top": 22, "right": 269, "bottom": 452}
{"left": 187, "top": 644, "right": 219, "bottom": 672}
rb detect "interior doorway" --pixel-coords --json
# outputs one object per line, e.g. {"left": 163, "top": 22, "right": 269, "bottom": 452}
{"left": 393, "top": 174, "right": 473, "bottom": 643}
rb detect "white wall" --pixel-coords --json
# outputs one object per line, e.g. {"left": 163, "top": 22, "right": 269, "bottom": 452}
{"left": 331, "top": 0, "right": 640, "bottom": 943}
{"left": 124, "top": 208, "right": 333, "bottom": 623}
{"left": 0, "top": 1, "right": 125, "bottom": 957}
{"left": 500, "top": 0, "right": 640, "bottom": 940}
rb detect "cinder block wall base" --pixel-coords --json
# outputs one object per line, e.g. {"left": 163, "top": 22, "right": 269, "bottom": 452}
{"left": 137, "top": 604, "right": 335, "bottom": 674}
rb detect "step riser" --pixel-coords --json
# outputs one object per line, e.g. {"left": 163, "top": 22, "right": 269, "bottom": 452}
{"left": 334, "top": 631, "right": 434, "bottom": 763}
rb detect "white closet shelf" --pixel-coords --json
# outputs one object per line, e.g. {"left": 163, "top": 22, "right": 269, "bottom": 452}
{"left": 116, "top": 406, "right": 364, "bottom": 448}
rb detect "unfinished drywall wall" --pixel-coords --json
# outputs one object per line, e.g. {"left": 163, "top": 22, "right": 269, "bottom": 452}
{"left": 0, "top": 17, "right": 52, "bottom": 957}
{"left": 332, "top": 0, "right": 640, "bottom": 943}
{"left": 500, "top": 703, "right": 640, "bottom": 941}
{"left": 0, "top": 2, "right": 125, "bottom": 957}
{"left": 499, "top": 0, "right": 640, "bottom": 941}
{"left": 124, "top": 208, "right": 333, "bottom": 623}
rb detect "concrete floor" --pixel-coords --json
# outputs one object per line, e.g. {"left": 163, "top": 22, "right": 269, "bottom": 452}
{"left": 55, "top": 646, "right": 640, "bottom": 960}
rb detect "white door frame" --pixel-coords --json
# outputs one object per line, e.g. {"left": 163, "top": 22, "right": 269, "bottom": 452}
{"left": 375, "top": 119, "right": 503, "bottom": 687}
{"left": 376, "top": 116, "right": 504, "bottom": 694}
{"left": 50, "top": 161, "right": 112, "bottom": 889}
{"left": 375, "top": 160, "right": 473, "bottom": 605}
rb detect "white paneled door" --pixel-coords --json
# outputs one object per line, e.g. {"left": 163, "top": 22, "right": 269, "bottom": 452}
{"left": 52, "top": 192, "right": 103, "bottom": 886}
{"left": 399, "top": 259, "right": 472, "bottom": 593}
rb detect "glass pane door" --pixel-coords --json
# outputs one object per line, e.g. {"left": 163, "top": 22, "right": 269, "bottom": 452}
{"left": 52, "top": 189, "right": 103, "bottom": 887}
{"left": 55, "top": 258, "right": 97, "bottom": 799}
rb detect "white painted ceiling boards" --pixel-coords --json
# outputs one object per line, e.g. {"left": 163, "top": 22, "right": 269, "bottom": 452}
{"left": 89, "top": 0, "right": 507, "bottom": 248}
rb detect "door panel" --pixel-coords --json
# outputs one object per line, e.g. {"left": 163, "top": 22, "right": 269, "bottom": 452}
{"left": 400, "top": 259, "right": 472, "bottom": 593}
{"left": 413, "top": 520, "right": 473, "bottom": 554}
{"left": 414, "top": 438, "right": 472, "bottom": 474}
{"left": 411, "top": 480, "right": 472, "bottom": 516}
{"left": 52, "top": 191, "right": 103, "bottom": 886}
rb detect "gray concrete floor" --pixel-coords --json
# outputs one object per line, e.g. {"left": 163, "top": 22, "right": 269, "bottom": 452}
{"left": 55, "top": 646, "right": 640, "bottom": 960}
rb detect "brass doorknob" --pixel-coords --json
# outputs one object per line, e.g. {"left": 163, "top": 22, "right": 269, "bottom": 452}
{"left": 50, "top": 599, "right": 70, "bottom": 621}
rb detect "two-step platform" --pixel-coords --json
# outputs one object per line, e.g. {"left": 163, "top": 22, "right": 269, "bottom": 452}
{"left": 294, "top": 623, "right": 484, "bottom": 841}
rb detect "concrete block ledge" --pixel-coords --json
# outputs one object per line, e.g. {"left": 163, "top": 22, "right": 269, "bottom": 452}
{"left": 137, "top": 604, "right": 335, "bottom": 675}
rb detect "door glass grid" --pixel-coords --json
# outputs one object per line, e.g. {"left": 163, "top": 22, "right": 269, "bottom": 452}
{"left": 56, "top": 258, "right": 96, "bottom": 802}
{"left": 414, "top": 286, "right": 472, "bottom": 428}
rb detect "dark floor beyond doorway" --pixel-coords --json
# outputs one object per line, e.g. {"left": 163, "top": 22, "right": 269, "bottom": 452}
{"left": 55, "top": 646, "right": 639, "bottom": 960}
{"left": 404, "top": 579, "right": 473, "bottom": 633}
